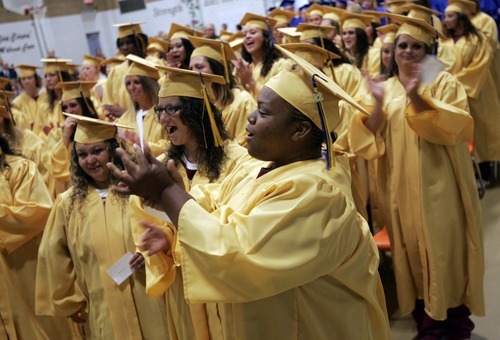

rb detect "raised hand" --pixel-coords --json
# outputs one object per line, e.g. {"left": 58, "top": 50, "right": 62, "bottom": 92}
{"left": 62, "top": 117, "right": 78, "bottom": 148}
{"left": 139, "top": 221, "right": 171, "bottom": 256}
{"left": 107, "top": 144, "right": 172, "bottom": 201}
{"left": 103, "top": 103, "right": 126, "bottom": 121}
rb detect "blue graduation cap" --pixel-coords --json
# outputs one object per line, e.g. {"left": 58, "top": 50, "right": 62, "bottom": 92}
{"left": 299, "top": 4, "right": 311, "bottom": 11}
{"left": 280, "top": 0, "right": 295, "bottom": 8}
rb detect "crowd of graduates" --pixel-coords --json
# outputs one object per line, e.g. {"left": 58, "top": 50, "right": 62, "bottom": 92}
{"left": 1, "top": 0, "right": 499, "bottom": 338}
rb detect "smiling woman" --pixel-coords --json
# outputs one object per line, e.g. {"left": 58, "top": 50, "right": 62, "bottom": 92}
{"left": 36, "top": 115, "right": 170, "bottom": 339}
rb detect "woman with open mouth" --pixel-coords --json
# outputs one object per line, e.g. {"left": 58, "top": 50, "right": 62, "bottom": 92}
{"left": 235, "top": 12, "right": 291, "bottom": 99}
{"left": 36, "top": 115, "right": 170, "bottom": 339}
{"left": 127, "top": 66, "right": 257, "bottom": 340}
{"left": 188, "top": 36, "right": 257, "bottom": 147}
{"left": 165, "top": 23, "right": 197, "bottom": 70}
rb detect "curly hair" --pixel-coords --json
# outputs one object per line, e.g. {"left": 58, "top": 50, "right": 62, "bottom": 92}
{"left": 165, "top": 96, "right": 229, "bottom": 182}
{"left": 242, "top": 29, "right": 283, "bottom": 77}
{"left": 68, "top": 138, "right": 125, "bottom": 213}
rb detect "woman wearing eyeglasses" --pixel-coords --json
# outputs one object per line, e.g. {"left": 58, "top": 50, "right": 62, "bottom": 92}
{"left": 115, "top": 55, "right": 167, "bottom": 157}
{"left": 129, "top": 66, "right": 256, "bottom": 340}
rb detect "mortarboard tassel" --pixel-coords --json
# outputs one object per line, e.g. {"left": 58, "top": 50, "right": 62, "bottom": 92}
{"left": 312, "top": 74, "right": 335, "bottom": 170}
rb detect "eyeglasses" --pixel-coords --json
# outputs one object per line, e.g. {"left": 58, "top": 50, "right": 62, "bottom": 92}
{"left": 154, "top": 105, "right": 182, "bottom": 116}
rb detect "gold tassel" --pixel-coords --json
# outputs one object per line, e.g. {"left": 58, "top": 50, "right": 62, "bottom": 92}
{"left": 220, "top": 43, "right": 230, "bottom": 83}
{"left": 200, "top": 81, "right": 224, "bottom": 147}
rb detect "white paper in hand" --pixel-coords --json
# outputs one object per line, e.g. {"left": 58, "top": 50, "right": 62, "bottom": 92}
{"left": 107, "top": 252, "right": 134, "bottom": 285}
{"left": 420, "top": 55, "right": 444, "bottom": 85}
{"left": 144, "top": 206, "right": 172, "bottom": 223}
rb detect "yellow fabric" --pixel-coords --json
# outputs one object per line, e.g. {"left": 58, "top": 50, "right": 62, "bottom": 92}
{"left": 57, "top": 81, "right": 96, "bottom": 102}
{"left": 36, "top": 188, "right": 170, "bottom": 339}
{"left": 11, "top": 92, "right": 39, "bottom": 130}
{"left": 15, "top": 64, "right": 40, "bottom": 78}
{"left": 42, "top": 59, "right": 71, "bottom": 74}
{"left": 364, "top": 45, "right": 381, "bottom": 76}
{"left": 0, "top": 155, "right": 78, "bottom": 339}
{"left": 348, "top": 72, "right": 484, "bottom": 320}
{"left": 437, "top": 42, "right": 457, "bottom": 72}
{"left": 73, "top": 121, "right": 116, "bottom": 144}
{"left": 40, "top": 128, "right": 70, "bottom": 199}
{"left": 113, "top": 22, "right": 144, "bottom": 39}
{"left": 323, "top": 63, "right": 366, "bottom": 104}
{"left": 129, "top": 141, "right": 254, "bottom": 340}
{"left": 472, "top": 13, "right": 500, "bottom": 161}
{"left": 33, "top": 94, "right": 64, "bottom": 139}
{"left": 126, "top": 55, "right": 161, "bottom": 80}
{"left": 250, "top": 57, "right": 291, "bottom": 99}
{"left": 441, "top": 32, "right": 500, "bottom": 162}
{"left": 14, "top": 128, "right": 46, "bottom": 177}
{"left": 445, "top": 0, "right": 476, "bottom": 15}
{"left": 173, "top": 157, "right": 390, "bottom": 339}
{"left": 220, "top": 88, "right": 256, "bottom": 147}
{"left": 115, "top": 107, "right": 169, "bottom": 157}
{"left": 102, "top": 60, "right": 135, "bottom": 111}
{"left": 82, "top": 54, "right": 102, "bottom": 67}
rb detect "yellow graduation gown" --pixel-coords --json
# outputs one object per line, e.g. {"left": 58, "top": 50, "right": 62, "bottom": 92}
{"left": 36, "top": 189, "right": 170, "bottom": 339}
{"left": 250, "top": 58, "right": 291, "bottom": 99}
{"left": 129, "top": 141, "right": 257, "bottom": 340}
{"left": 0, "top": 155, "right": 77, "bottom": 340}
{"left": 172, "top": 156, "right": 390, "bottom": 339}
{"left": 348, "top": 72, "right": 485, "bottom": 320}
{"left": 11, "top": 92, "right": 38, "bottom": 130}
{"left": 32, "top": 93, "right": 64, "bottom": 139}
{"left": 102, "top": 60, "right": 135, "bottom": 111}
{"left": 220, "top": 88, "right": 256, "bottom": 147}
{"left": 323, "top": 63, "right": 365, "bottom": 104}
{"left": 441, "top": 33, "right": 500, "bottom": 162}
{"left": 40, "top": 128, "right": 70, "bottom": 199}
{"left": 116, "top": 107, "right": 169, "bottom": 157}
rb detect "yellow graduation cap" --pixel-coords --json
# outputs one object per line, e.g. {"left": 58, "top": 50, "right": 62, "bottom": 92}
{"left": 269, "top": 8, "right": 295, "bottom": 26}
{"left": 240, "top": 12, "right": 277, "bottom": 31}
{"left": 383, "top": 0, "right": 412, "bottom": 14}
{"left": 403, "top": 4, "right": 440, "bottom": 21}
{"left": 63, "top": 112, "right": 133, "bottom": 144}
{"left": 168, "top": 23, "right": 202, "bottom": 40}
{"left": 189, "top": 36, "right": 237, "bottom": 82}
{"left": 147, "top": 37, "right": 170, "bottom": 54}
{"left": 156, "top": 65, "right": 226, "bottom": 147}
{"left": 66, "top": 62, "right": 80, "bottom": 76}
{"left": 219, "top": 30, "right": 234, "bottom": 42}
{"left": 0, "top": 77, "right": 10, "bottom": 88}
{"left": 228, "top": 31, "right": 244, "bottom": 46}
{"left": 112, "top": 22, "right": 145, "bottom": 39}
{"left": 341, "top": 12, "right": 373, "bottom": 30}
{"left": 40, "top": 58, "right": 72, "bottom": 74}
{"left": 305, "top": 3, "right": 324, "bottom": 19}
{"left": 280, "top": 43, "right": 339, "bottom": 68}
{"left": 445, "top": 0, "right": 476, "bottom": 15}
{"left": 100, "top": 57, "right": 125, "bottom": 70}
{"left": 388, "top": 13, "right": 445, "bottom": 45}
{"left": 14, "top": 64, "right": 41, "bottom": 78}
{"left": 376, "top": 24, "right": 400, "bottom": 44}
{"left": 272, "top": 45, "right": 369, "bottom": 169}
{"left": 296, "top": 23, "right": 335, "bottom": 41}
{"left": 322, "top": 6, "right": 345, "bottom": 22}
{"left": 278, "top": 27, "right": 302, "bottom": 43}
{"left": 0, "top": 91, "right": 15, "bottom": 121}
{"left": 82, "top": 54, "right": 104, "bottom": 67}
{"left": 55, "top": 81, "right": 97, "bottom": 101}
{"left": 363, "top": 10, "right": 389, "bottom": 24}
{"left": 125, "top": 54, "right": 160, "bottom": 80}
